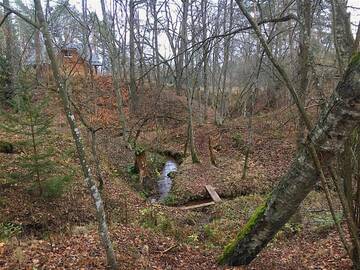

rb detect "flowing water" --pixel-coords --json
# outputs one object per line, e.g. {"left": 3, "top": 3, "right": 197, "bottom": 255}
{"left": 157, "top": 159, "right": 178, "bottom": 201}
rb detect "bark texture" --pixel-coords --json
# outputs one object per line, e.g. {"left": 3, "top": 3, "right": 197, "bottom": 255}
{"left": 129, "top": 0, "right": 138, "bottom": 111}
{"left": 34, "top": 1, "right": 118, "bottom": 268}
{"left": 331, "top": 0, "right": 354, "bottom": 75}
{"left": 3, "top": 0, "right": 15, "bottom": 100}
{"left": 219, "top": 53, "right": 360, "bottom": 266}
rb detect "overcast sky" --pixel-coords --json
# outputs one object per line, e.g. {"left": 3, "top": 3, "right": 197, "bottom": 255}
{"left": 71, "top": 0, "right": 360, "bottom": 34}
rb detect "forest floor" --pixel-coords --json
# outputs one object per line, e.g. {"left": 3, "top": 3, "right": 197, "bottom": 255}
{"left": 0, "top": 75, "right": 352, "bottom": 269}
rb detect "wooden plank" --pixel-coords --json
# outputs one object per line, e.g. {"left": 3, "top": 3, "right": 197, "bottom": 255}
{"left": 205, "top": 185, "right": 221, "bottom": 202}
{"left": 179, "top": 202, "right": 215, "bottom": 210}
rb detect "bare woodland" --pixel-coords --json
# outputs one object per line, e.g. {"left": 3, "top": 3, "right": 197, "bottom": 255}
{"left": 0, "top": 0, "right": 359, "bottom": 269}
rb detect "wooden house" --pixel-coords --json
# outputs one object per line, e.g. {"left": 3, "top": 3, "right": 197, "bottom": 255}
{"left": 27, "top": 43, "right": 102, "bottom": 77}
{"left": 59, "top": 44, "right": 102, "bottom": 76}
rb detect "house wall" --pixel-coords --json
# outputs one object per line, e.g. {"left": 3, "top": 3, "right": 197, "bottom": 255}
{"left": 58, "top": 49, "right": 90, "bottom": 76}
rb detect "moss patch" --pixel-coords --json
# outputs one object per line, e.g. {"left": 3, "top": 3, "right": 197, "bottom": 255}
{"left": 218, "top": 200, "right": 267, "bottom": 264}
{"left": 350, "top": 52, "right": 360, "bottom": 66}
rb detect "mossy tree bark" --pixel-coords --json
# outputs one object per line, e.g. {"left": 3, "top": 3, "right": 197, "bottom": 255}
{"left": 219, "top": 54, "right": 360, "bottom": 266}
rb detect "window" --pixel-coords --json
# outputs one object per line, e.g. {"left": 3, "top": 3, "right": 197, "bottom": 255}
{"left": 64, "top": 50, "right": 72, "bottom": 57}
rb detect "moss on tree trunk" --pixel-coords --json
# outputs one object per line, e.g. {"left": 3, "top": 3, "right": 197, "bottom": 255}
{"left": 219, "top": 52, "right": 360, "bottom": 266}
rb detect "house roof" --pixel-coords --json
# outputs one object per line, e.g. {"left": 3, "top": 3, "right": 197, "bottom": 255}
{"left": 62, "top": 43, "right": 82, "bottom": 51}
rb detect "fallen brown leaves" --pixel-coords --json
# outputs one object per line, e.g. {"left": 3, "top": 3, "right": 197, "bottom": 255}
{"left": 0, "top": 225, "right": 221, "bottom": 270}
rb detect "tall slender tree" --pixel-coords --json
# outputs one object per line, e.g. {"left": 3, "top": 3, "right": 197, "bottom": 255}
{"left": 32, "top": 0, "right": 118, "bottom": 268}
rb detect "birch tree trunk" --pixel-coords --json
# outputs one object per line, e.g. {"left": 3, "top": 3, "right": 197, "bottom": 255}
{"left": 219, "top": 53, "right": 360, "bottom": 266}
{"left": 34, "top": 1, "right": 118, "bottom": 269}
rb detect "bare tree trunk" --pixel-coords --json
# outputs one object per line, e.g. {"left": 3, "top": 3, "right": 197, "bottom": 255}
{"left": 111, "top": 57, "right": 129, "bottom": 141}
{"left": 181, "top": 0, "right": 199, "bottom": 164}
{"left": 121, "top": 0, "right": 129, "bottom": 81}
{"left": 217, "top": 0, "right": 234, "bottom": 126}
{"left": 34, "top": 1, "right": 118, "bottom": 268}
{"left": 129, "top": 0, "right": 138, "bottom": 112}
{"left": 176, "top": 0, "right": 188, "bottom": 96}
{"left": 330, "top": 0, "right": 354, "bottom": 76}
{"left": 208, "top": 136, "right": 217, "bottom": 166}
{"left": 91, "top": 129, "right": 104, "bottom": 190}
{"left": 354, "top": 22, "right": 360, "bottom": 54}
{"left": 34, "top": 11, "right": 42, "bottom": 82}
{"left": 201, "top": 0, "right": 209, "bottom": 121}
{"left": 81, "top": 0, "right": 89, "bottom": 78}
{"left": 219, "top": 54, "right": 360, "bottom": 266}
{"left": 99, "top": 0, "right": 128, "bottom": 142}
{"left": 187, "top": 95, "right": 200, "bottom": 163}
{"left": 242, "top": 88, "right": 254, "bottom": 180}
{"left": 211, "top": 0, "right": 221, "bottom": 109}
{"left": 135, "top": 9, "right": 145, "bottom": 93}
{"left": 151, "top": 0, "right": 161, "bottom": 87}
{"left": 3, "top": 0, "right": 15, "bottom": 100}
{"left": 296, "top": 0, "right": 312, "bottom": 147}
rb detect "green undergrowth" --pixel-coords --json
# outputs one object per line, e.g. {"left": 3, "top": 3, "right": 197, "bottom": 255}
{"left": 163, "top": 193, "right": 179, "bottom": 206}
{"left": 0, "top": 126, "right": 78, "bottom": 199}
{"left": 0, "top": 222, "right": 22, "bottom": 240}
{"left": 139, "top": 206, "right": 179, "bottom": 238}
{"left": 309, "top": 211, "right": 343, "bottom": 233}
{"left": 232, "top": 132, "right": 244, "bottom": 149}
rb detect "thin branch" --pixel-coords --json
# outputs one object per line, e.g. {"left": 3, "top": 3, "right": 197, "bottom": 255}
{"left": 0, "top": 3, "right": 40, "bottom": 30}
{"left": 0, "top": 12, "right": 11, "bottom": 28}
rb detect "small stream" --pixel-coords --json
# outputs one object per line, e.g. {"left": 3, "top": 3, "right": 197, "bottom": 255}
{"left": 157, "top": 159, "right": 178, "bottom": 201}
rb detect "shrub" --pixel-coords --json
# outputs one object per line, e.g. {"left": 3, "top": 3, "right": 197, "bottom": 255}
{"left": 203, "top": 224, "right": 215, "bottom": 238}
{"left": 42, "top": 175, "right": 72, "bottom": 198}
{"left": 187, "top": 233, "right": 199, "bottom": 244}
{"left": 139, "top": 207, "right": 174, "bottom": 234}
{"left": 163, "top": 194, "right": 178, "bottom": 206}
{"left": 232, "top": 132, "right": 244, "bottom": 148}
{"left": 0, "top": 222, "right": 22, "bottom": 240}
{"left": 1, "top": 74, "right": 71, "bottom": 197}
{"left": 0, "top": 141, "right": 14, "bottom": 153}
{"left": 127, "top": 164, "right": 138, "bottom": 175}
{"left": 312, "top": 211, "right": 343, "bottom": 233}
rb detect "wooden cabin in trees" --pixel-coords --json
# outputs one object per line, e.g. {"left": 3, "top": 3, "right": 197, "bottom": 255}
{"left": 59, "top": 44, "right": 102, "bottom": 76}
{"left": 26, "top": 43, "right": 102, "bottom": 77}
